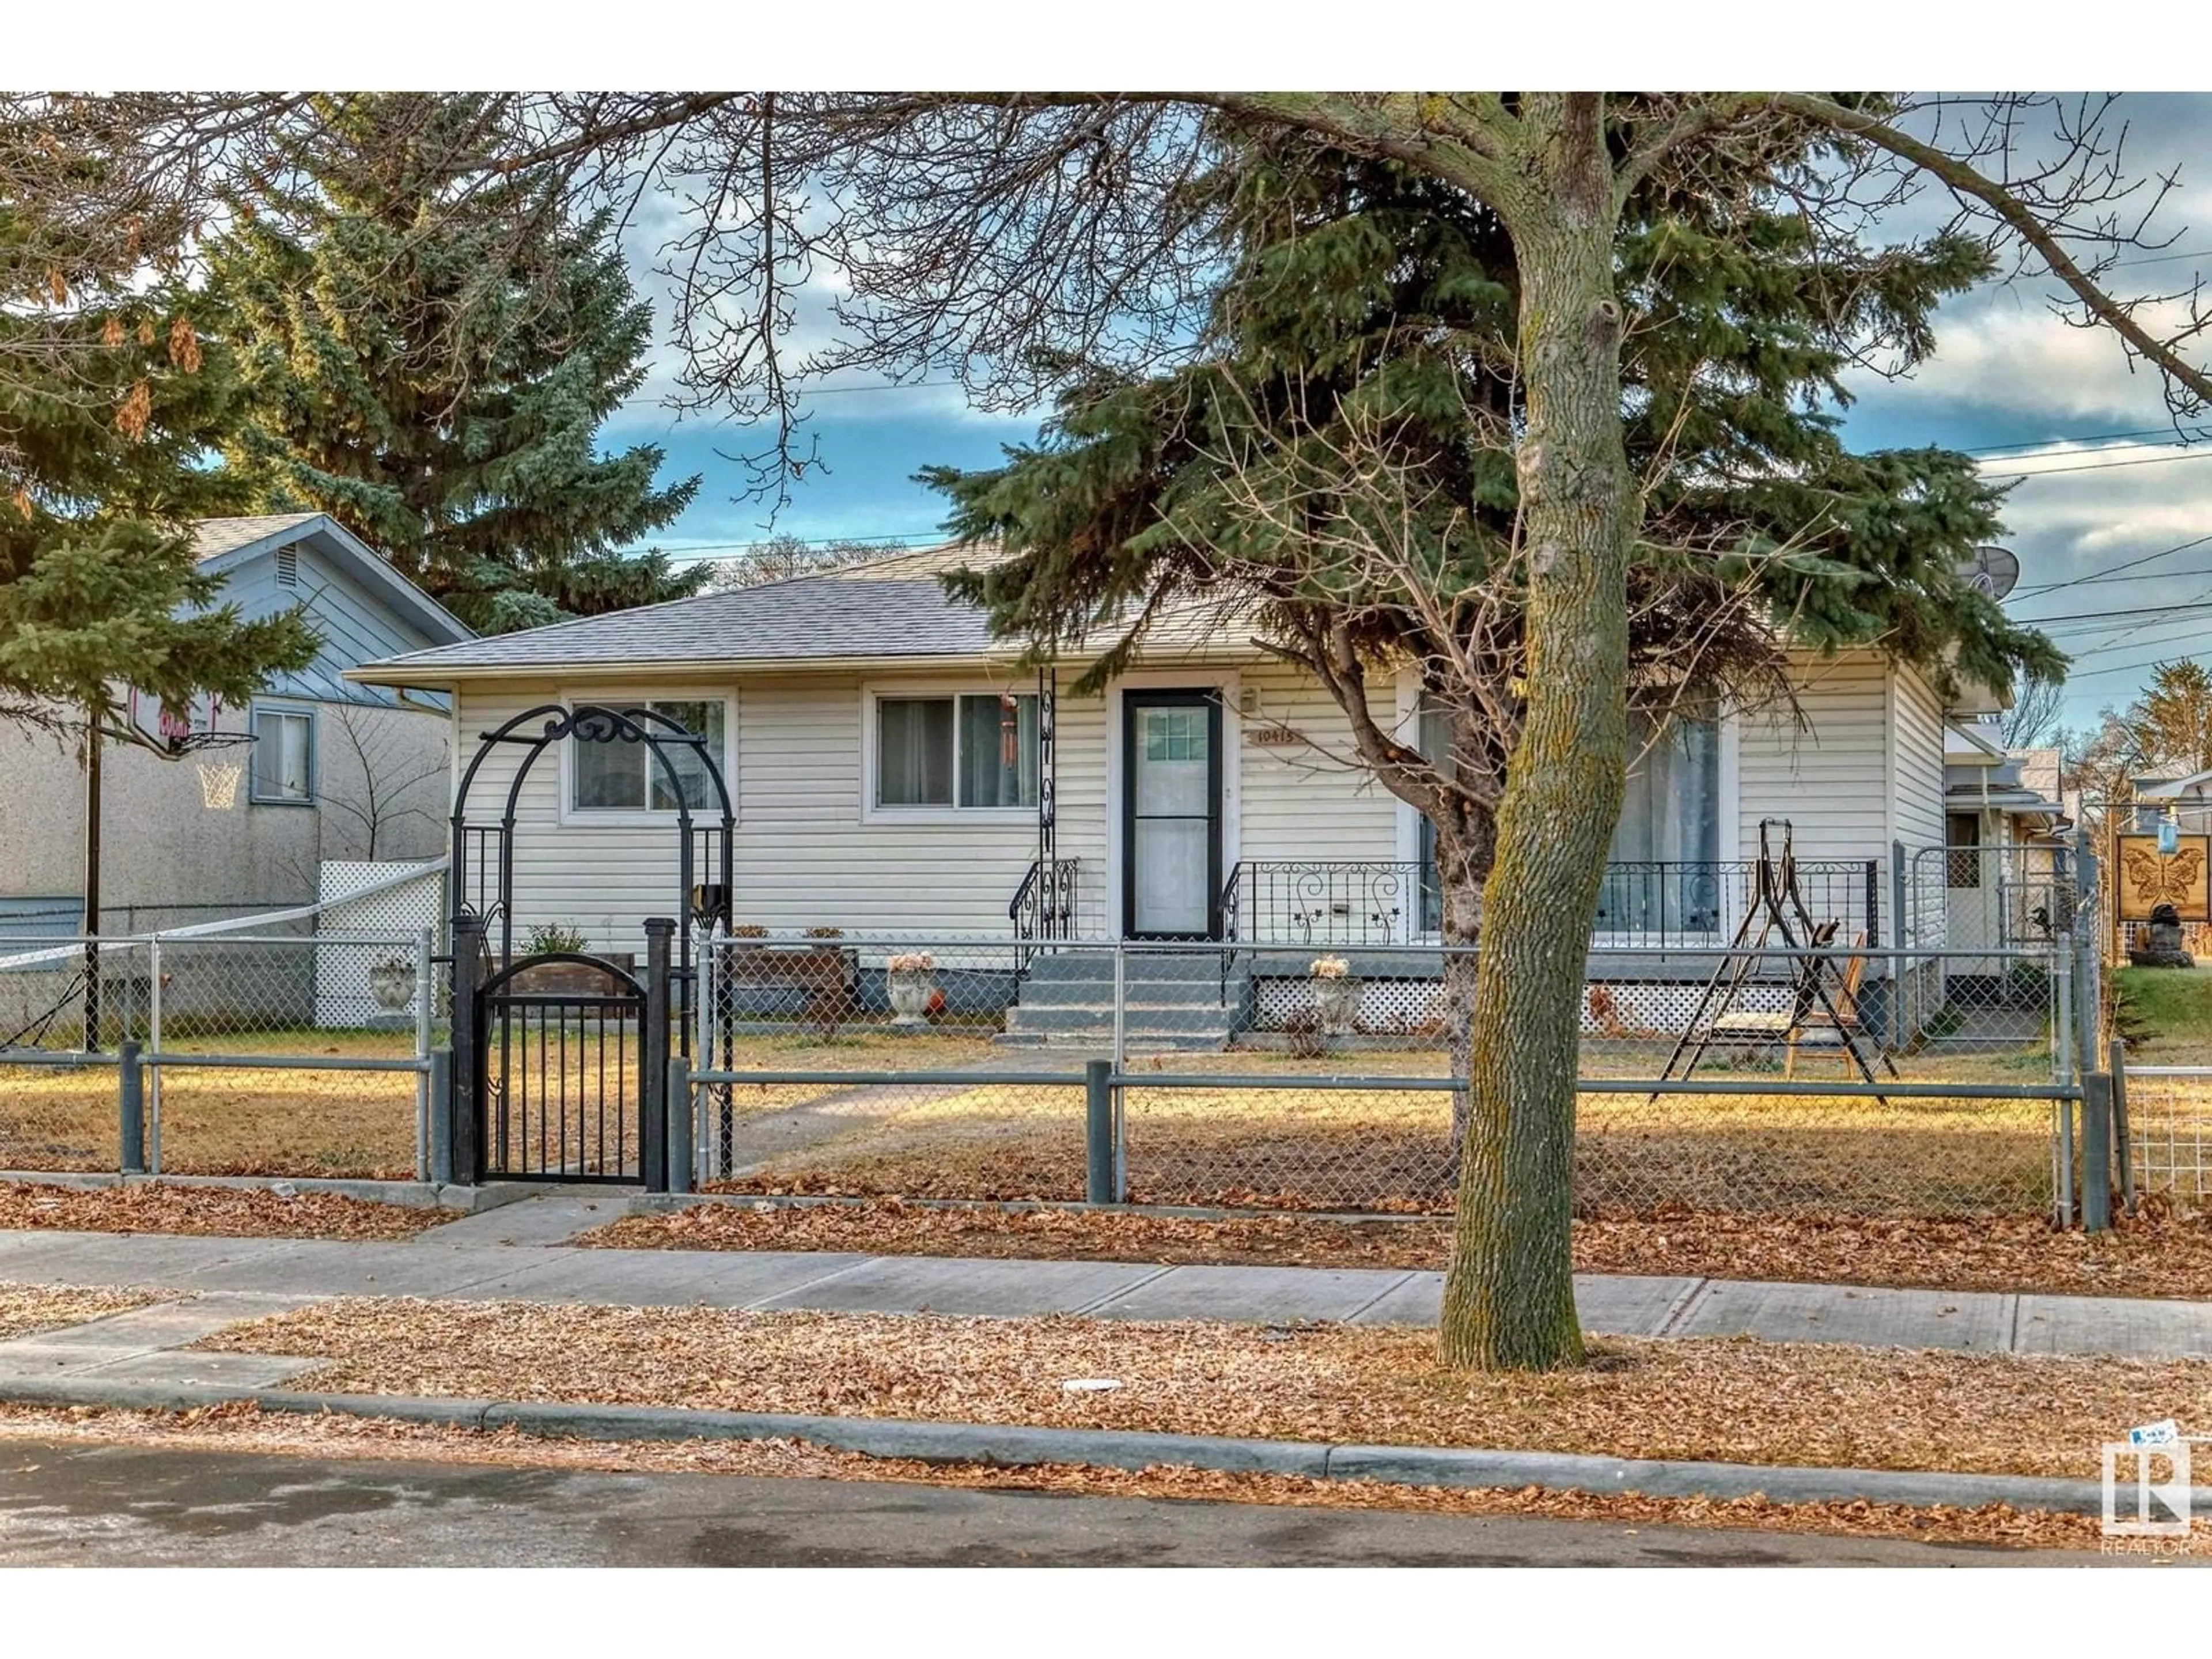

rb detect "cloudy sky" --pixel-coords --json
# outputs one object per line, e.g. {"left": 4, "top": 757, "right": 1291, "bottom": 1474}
{"left": 596, "top": 95, "right": 2212, "bottom": 732}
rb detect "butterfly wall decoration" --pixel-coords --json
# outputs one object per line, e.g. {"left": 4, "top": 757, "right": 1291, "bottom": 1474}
{"left": 2117, "top": 835, "right": 2212, "bottom": 920}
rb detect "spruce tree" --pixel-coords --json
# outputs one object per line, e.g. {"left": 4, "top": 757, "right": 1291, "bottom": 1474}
{"left": 206, "top": 94, "right": 702, "bottom": 634}
{"left": 930, "top": 133, "right": 2063, "bottom": 927}
{"left": 0, "top": 262, "right": 315, "bottom": 745}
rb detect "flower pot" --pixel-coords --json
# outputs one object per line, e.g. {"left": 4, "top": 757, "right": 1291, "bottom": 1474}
{"left": 1312, "top": 975, "right": 1362, "bottom": 1036}
{"left": 888, "top": 969, "right": 936, "bottom": 1027}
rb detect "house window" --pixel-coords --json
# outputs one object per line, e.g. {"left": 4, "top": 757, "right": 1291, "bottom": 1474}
{"left": 250, "top": 706, "right": 315, "bottom": 804}
{"left": 1602, "top": 708, "right": 1722, "bottom": 931}
{"left": 1415, "top": 691, "right": 1724, "bottom": 934}
{"left": 568, "top": 699, "right": 729, "bottom": 813}
{"left": 876, "top": 693, "right": 1039, "bottom": 810}
{"left": 1946, "top": 812, "right": 1982, "bottom": 889}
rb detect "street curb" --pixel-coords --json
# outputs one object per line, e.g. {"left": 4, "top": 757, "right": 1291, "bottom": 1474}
{"left": 0, "top": 1375, "right": 2120, "bottom": 1517}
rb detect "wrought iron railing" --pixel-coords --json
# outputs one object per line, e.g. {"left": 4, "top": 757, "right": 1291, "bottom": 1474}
{"left": 1220, "top": 858, "right": 1884, "bottom": 949}
{"left": 1010, "top": 857, "right": 1081, "bottom": 969}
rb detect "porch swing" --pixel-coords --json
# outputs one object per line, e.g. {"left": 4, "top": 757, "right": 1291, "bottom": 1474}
{"left": 1646, "top": 818, "right": 1897, "bottom": 1102}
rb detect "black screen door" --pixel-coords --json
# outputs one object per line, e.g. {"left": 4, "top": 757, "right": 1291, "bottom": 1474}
{"left": 1123, "top": 691, "right": 1222, "bottom": 938}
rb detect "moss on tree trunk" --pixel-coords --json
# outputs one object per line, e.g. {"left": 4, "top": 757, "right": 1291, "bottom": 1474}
{"left": 1438, "top": 107, "right": 1635, "bottom": 1372}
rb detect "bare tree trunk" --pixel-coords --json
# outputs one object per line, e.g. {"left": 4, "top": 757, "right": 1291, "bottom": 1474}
{"left": 1438, "top": 102, "right": 1634, "bottom": 1372}
{"left": 1438, "top": 810, "right": 1493, "bottom": 1157}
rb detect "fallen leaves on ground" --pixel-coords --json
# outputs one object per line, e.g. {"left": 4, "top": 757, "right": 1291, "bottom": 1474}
{"left": 197, "top": 1297, "right": 2212, "bottom": 1481}
{"left": 0, "top": 1284, "right": 159, "bottom": 1342}
{"left": 0, "top": 1182, "right": 440, "bottom": 1241}
{"left": 585, "top": 1197, "right": 2212, "bottom": 1301}
{"left": 0, "top": 1403, "right": 2110, "bottom": 1554}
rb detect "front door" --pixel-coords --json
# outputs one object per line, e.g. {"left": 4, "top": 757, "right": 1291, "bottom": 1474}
{"left": 1123, "top": 691, "right": 1223, "bottom": 939}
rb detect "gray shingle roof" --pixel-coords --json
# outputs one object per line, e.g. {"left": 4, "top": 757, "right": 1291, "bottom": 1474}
{"left": 191, "top": 513, "right": 324, "bottom": 560}
{"left": 359, "top": 556, "right": 1005, "bottom": 676}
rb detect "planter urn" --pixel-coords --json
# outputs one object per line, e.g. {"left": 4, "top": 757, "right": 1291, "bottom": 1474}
{"left": 888, "top": 969, "right": 936, "bottom": 1027}
{"left": 1312, "top": 975, "right": 1362, "bottom": 1037}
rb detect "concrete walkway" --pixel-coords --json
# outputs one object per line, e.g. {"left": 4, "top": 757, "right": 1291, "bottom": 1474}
{"left": 1, "top": 1191, "right": 2210, "bottom": 1363}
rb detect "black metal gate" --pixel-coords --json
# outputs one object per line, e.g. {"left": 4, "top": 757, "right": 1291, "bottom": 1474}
{"left": 456, "top": 919, "right": 673, "bottom": 1185}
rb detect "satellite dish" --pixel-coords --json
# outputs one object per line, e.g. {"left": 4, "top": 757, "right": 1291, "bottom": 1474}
{"left": 1961, "top": 545, "right": 2021, "bottom": 600}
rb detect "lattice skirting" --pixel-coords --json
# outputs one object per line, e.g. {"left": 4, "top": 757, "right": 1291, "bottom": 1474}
{"left": 1249, "top": 975, "right": 1797, "bottom": 1039}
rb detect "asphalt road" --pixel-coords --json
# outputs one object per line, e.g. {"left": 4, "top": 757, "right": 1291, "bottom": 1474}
{"left": 0, "top": 1437, "right": 2112, "bottom": 1566}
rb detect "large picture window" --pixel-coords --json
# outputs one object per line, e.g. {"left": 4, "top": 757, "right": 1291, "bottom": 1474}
{"left": 569, "top": 699, "right": 729, "bottom": 813}
{"left": 1415, "top": 694, "right": 1722, "bottom": 934}
{"left": 875, "top": 692, "right": 1039, "bottom": 810}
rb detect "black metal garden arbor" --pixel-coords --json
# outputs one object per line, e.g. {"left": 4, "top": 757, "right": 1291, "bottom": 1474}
{"left": 446, "top": 703, "right": 735, "bottom": 1186}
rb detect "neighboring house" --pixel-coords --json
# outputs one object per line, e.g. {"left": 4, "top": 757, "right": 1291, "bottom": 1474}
{"left": 1931, "top": 722, "right": 2070, "bottom": 967}
{"left": 354, "top": 544, "right": 2001, "bottom": 973}
{"left": 0, "top": 514, "right": 471, "bottom": 935}
{"left": 2129, "top": 765, "right": 2212, "bottom": 832}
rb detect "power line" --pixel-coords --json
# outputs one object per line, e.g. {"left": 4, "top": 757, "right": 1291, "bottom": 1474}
{"left": 660, "top": 529, "right": 951, "bottom": 562}
{"left": 1984, "top": 446, "right": 2212, "bottom": 483}
{"left": 2062, "top": 645, "right": 2212, "bottom": 684}
{"left": 1961, "top": 425, "right": 2212, "bottom": 457}
{"left": 2010, "top": 533, "right": 2212, "bottom": 601}
{"left": 2022, "top": 600, "right": 2212, "bottom": 628}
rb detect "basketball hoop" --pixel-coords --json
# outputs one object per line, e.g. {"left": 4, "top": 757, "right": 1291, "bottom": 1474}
{"left": 195, "top": 759, "right": 243, "bottom": 810}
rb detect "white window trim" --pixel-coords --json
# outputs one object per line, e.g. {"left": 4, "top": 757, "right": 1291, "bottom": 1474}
{"left": 248, "top": 700, "right": 318, "bottom": 807}
{"left": 858, "top": 680, "right": 1044, "bottom": 825}
{"left": 554, "top": 688, "right": 738, "bottom": 830}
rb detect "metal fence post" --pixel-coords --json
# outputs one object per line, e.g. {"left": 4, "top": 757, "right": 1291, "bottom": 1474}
{"left": 641, "top": 916, "right": 675, "bottom": 1192}
{"left": 2052, "top": 933, "right": 2074, "bottom": 1226}
{"left": 2082, "top": 1070, "right": 2113, "bottom": 1233}
{"left": 448, "top": 912, "right": 482, "bottom": 1184}
{"left": 1888, "top": 840, "right": 1911, "bottom": 1043}
{"left": 1111, "top": 942, "right": 1127, "bottom": 1072}
{"left": 666, "top": 1052, "right": 693, "bottom": 1196}
{"left": 1085, "top": 1057, "right": 1114, "bottom": 1205}
{"left": 2111, "top": 1036, "right": 2134, "bottom": 1217}
{"left": 412, "top": 925, "right": 434, "bottom": 1182}
{"left": 2075, "top": 839, "right": 2103, "bottom": 1071}
{"left": 118, "top": 1040, "right": 145, "bottom": 1175}
{"left": 145, "top": 935, "right": 162, "bottom": 1175}
{"left": 427, "top": 1048, "right": 453, "bottom": 1185}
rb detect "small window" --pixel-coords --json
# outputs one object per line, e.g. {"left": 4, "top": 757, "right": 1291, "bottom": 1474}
{"left": 874, "top": 693, "right": 1038, "bottom": 811}
{"left": 569, "top": 699, "right": 728, "bottom": 814}
{"left": 1946, "top": 812, "right": 1982, "bottom": 889}
{"left": 251, "top": 707, "right": 315, "bottom": 804}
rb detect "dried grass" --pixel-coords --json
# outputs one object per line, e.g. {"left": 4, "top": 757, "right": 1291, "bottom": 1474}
{"left": 703, "top": 1069, "right": 2058, "bottom": 1217}
{"left": 0, "top": 1402, "right": 2108, "bottom": 1553}
{"left": 0, "top": 1181, "right": 440, "bottom": 1241}
{"left": 199, "top": 1297, "right": 2212, "bottom": 1481}
{"left": 0, "top": 1283, "right": 160, "bottom": 1341}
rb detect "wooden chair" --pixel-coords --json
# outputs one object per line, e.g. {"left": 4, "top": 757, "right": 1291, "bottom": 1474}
{"left": 1785, "top": 932, "right": 1869, "bottom": 1080}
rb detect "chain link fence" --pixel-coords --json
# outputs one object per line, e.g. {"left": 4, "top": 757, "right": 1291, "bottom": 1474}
{"left": 0, "top": 930, "right": 433, "bottom": 1180}
{"left": 684, "top": 930, "right": 2080, "bottom": 1219}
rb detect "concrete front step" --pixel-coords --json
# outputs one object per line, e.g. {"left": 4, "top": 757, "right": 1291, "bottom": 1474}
{"left": 1022, "top": 964, "right": 1241, "bottom": 991}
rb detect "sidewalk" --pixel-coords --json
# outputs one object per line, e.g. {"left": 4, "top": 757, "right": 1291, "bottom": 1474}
{"left": 2, "top": 1191, "right": 2210, "bottom": 1361}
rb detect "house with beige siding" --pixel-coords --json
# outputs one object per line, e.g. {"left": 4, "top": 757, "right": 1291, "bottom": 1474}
{"left": 355, "top": 547, "right": 1993, "bottom": 993}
